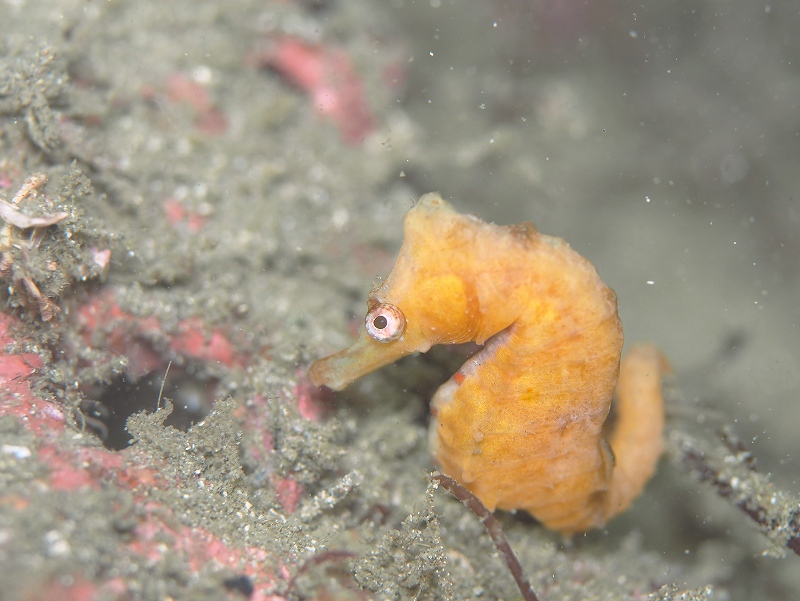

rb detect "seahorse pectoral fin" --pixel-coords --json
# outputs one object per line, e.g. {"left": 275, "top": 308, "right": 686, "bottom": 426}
{"left": 308, "top": 329, "right": 430, "bottom": 391}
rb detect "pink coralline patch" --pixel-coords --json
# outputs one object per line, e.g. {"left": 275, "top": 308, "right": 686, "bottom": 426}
{"left": 35, "top": 442, "right": 167, "bottom": 494}
{"left": 76, "top": 293, "right": 162, "bottom": 378}
{"left": 0, "top": 393, "right": 64, "bottom": 440}
{"left": 129, "top": 507, "right": 281, "bottom": 598}
{"left": 273, "top": 475, "right": 303, "bottom": 514}
{"left": 171, "top": 317, "right": 243, "bottom": 367}
{"left": 163, "top": 197, "right": 185, "bottom": 225}
{"left": 293, "top": 371, "right": 331, "bottom": 421}
{"left": 88, "top": 246, "right": 111, "bottom": 269}
{"left": 0, "top": 315, "right": 156, "bottom": 492}
{"left": 37, "top": 445, "right": 102, "bottom": 491}
{"left": 254, "top": 36, "right": 376, "bottom": 144}
{"left": 0, "top": 314, "right": 64, "bottom": 440}
{"left": 75, "top": 291, "right": 247, "bottom": 377}
{"left": 163, "top": 198, "right": 207, "bottom": 232}
{"left": 114, "top": 462, "right": 162, "bottom": 490}
{"left": 79, "top": 446, "right": 168, "bottom": 492}
{"left": 0, "top": 315, "right": 44, "bottom": 378}
{"left": 163, "top": 72, "right": 229, "bottom": 135}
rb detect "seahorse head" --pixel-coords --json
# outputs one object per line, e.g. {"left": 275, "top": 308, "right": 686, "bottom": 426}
{"left": 308, "top": 193, "right": 484, "bottom": 390}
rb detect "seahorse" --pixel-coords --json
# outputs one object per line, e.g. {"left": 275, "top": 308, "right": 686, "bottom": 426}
{"left": 309, "top": 192, "right": 667, "bottom": 534}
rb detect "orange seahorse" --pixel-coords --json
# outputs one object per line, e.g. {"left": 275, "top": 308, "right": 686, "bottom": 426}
{"left": 309, "top": 193, "right": 667, "bottom": 535}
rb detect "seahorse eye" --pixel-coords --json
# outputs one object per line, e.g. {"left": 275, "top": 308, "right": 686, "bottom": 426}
{"left": 365, "top": 303, "right": 406, "bottom": 342}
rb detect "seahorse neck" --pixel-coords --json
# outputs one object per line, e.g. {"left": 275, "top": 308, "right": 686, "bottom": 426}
{"left": 474, "top": 240, "right": 620, "bottom": 361}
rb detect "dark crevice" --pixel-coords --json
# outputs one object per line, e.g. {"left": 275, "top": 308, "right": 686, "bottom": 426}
{"left": 90, "top": 368, "right": 216, "bottom": 450}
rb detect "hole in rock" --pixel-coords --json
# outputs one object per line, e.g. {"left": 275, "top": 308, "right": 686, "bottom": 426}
{"left": 91, "top": 368, "right": 217, "bottom": 450}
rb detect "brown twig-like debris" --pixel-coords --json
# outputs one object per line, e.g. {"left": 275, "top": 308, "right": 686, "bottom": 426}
{"left": 667, "top": 428, "right": 800, "bottom": 557}
{"left": 431, "top": 472, "right": 541, "bottom": 601}
{"left": 20, "top": 274, "right": 59, "bottom": 321}
{"left": 0, "top": 172, "right": 70, "bottom": 321}
{"left": 10, "top": 172, "right": 47, "bottom": 205}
